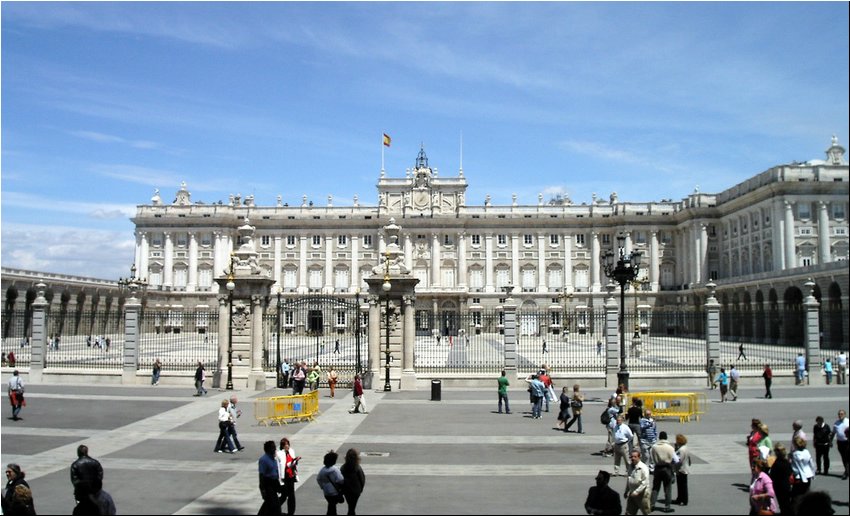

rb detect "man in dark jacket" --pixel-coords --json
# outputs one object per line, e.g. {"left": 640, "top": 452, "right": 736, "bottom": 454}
{"left": 70, "top": 445, "right": 103, "bottom": 501}
{"left": 585, "top": 470, "right": 622, "bottom": 515}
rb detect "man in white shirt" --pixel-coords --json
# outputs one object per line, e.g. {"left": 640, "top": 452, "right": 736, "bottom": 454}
{"left": 612, "top": 415, "right": 634, "bottom": 476}
{"left": 625, "top": 450, "right": 651, "bottom": 515}
{"left": 7, "top": 370, "right": 25, "bottom": 421}
{"left": 795, "top": 353, "right": 807, "bottom": 385}
{"left": 832, "top": 409, "right": 849, "bottom": 480}
{"left": 837, "top": 351, "right": 847, "bottom": 385}
{"left": 729, "top": 365, "right": 741, "bottom": 401}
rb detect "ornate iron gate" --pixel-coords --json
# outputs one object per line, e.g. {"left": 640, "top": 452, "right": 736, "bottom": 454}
{"left": 264, "top": 295, "right": 367, "bottom": 388}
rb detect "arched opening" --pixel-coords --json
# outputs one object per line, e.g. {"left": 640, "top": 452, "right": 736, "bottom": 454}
{"left": 742, "top": 292, "right": 753, "bottom": 339}
{"left": 825, "top": 282, "right": 845, "bottom": 350}
{"left": 768, "top": 289, "right": 780, "bottom": 344}
{"left": 755, "top": 290, "right": 765, "bottom": 342}
{"left": 782, "top": 287, "right": 804, "bottom": 346}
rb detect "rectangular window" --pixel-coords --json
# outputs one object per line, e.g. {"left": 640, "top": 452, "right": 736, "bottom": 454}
{"left": 261, "top": 235, "right": 271, "bottom": 247}
{"left": 469, "top": 269, "right": 484, "bottom": 289}
{"left": 338, "top": 235, "right": 347, "bottom": 247}
{"left": 286, "top": 235, "right": 296, "bottom": 246}
{"left": 575, "top": 234, "right": 586, "bottom": 246}
{"left": 336, "top": 310, "right": 347, "bottom": 326}
{"left": 548, "top": 269, "right": 562, "bottom": 290}
{"left": 472, "top": 312, "right": 482, "bottom": 326}
{"left": 312, "top": 235, "right": 322, "bottom": 247}
{"left": 442, "top": 269, "right": 455, "bottom": 287}
{"left": 284, "top": 269, "right": 297, "bottom": 289}
{"left": 308, "top": 269, "right": 322, "bottom": 289}
{"left": 363, "top": 235, "right": 373, "bottom": 247}
{"left": 496, "top": 269, "right": 510, "bottom": 288}
{"left": 601, "top": 233, "right": 610, "bottom": 245}
{"left": 522, "top": 269, "right": 535, "bottom": 290}
{"left": 523, "top": 234, "right": 533, "bottom": 246}
{"left": 176, "top": 234, "right": 188, "bottom": 247}
{"left": 575, "top": 269, "right": 589, "bottom": 289}
{"left": 801, "top": 257, "right": 813, "bottom": 267}
{"left": 335, "top": 269, "right": 349, "bottom": 290}
{"left": 798, "top": 203, "right": 811, "bottom": 220}
{"left": 634, "top": 231, "right": 646, "bottom": 244}
{"left": 444, "top": 234, "right": 453, "bottom": 246}
{"left": 200, "top": 233, "right": 212, "bottom": 247}
{"left": 550, "top": 234, "right": 559, "bottom": 246}
{"left": 284, "top": 311, "right": 294, "bottom": 326}
{"left": 497, "top": 234, "right": 507, "bottom": 246}
{"left": 174, "top": 269, "right": 187, "bottom": 288}
{"left": 471, "top": 234, "right": 481, "bottom": 246}
{"left": 199, "top": 268, "right": 212, "bottom": 288}
{"left": 834, "top": 203, "right": 845, "bottom": 220}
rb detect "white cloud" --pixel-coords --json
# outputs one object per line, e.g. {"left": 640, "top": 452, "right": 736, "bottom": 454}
{"left": 1, "top": 192, "right": 136, "bottom": 220}
{"left": 69, "top": 130, "right": 161, "bottom": 150}
{"left": 1, "top": 223, "right": 135, "bottom": 280}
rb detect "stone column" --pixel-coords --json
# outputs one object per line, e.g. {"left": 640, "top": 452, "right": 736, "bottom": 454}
{"left": 692, "top": 224, "right": 702, "bottom": 285}
{"left": 650, "top": 230, "right": 660, "bottom": 291}
{"left": 404, "top": 233, "right": 413, "bottom": 273}
{"left": 273, "top": 236, "right": 282, "bottom": 288}
{"left": 563, "top": 234, "right": 573, "bottom": 292}
{"left": 704, "top": 282, "right": 721, "bottom": 377}
{"left": 188, "top": 233, "right": 198, "bottom": 292}
{"left": 458, "top": 232, "right": 468, "bottom": 289}
{"left": 214, "top": 294, "right": 229, "bottom": 388}
{"left": 324, "top": 235, "right": 334, "bottom": 293}
{"left": 29, "top": 283, "right": 48, "bottom": 384}
{"left": 773, "top": 202, "right": 785, "bottom": 271}
{"left": 484, "top": 233, "right": 495, "bottom": 293}
{"left": 298, "top": 235, "right": 308, "bottom": 294}
{"left": 591, "top": 232, "right": 601, "bottom": 292}
{"left": 537, "top": 233, "right": 547, "bottom": 292}
{"left": 431, "top": 233, "right": 441, "bottom": 288}
{"left": 510, "top": 233, "right": 520, "bottom": 288}
{"left": 803, "top": 279, "right": 823, "bottom": 385}
{"left": 140, "top": 232, "right": 150, "bottom": 282}
{"left": 123, "top": 292, "right": 141, "bottom": 385}
{"left": 249, "top": 294, "right": 267, "bottom": 390}
{"left": 163, "top": 231, "right": 174, "bottom": 289}
{"left": 503, "top": 295, "right": 518, "bottom": 375}
{"left": 400, "top": 294, "right": 417, "bottom": 390}
{"left": 784, "top": 201, "right": 796, "bottom": 269}
{"left": 351, "top": 235, "right": 360, "bottom": 292}
{"left": 604, "top": 282, "right": 620, "bottom": 388}
{"left": 818, "top": 202, "right": 831, "bottom": 264}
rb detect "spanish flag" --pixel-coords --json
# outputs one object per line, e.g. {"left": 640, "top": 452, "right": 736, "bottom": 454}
{"left": 383, "top": 133, "right": 391, "bottom": 147}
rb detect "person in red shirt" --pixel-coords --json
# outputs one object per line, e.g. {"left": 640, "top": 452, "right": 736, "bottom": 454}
{"left": 349, "top": 374, "right": 368, "bottom": 414}
{"left": 763, "top": 364, "right": 773, "bottom": 399}
{"left": 538, "top": 367, "right": 554, "bottom": 413}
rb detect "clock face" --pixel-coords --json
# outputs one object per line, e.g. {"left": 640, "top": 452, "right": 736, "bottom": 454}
{"left": 413, "top": 191, "right": 430, "bottom": 210}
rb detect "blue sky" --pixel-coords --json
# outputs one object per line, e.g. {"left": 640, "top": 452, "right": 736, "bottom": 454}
{"left": 2, "top": 2, "right": 848, "bottom": 280}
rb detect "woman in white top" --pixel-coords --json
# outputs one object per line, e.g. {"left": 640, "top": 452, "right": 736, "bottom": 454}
{"left": 790, "top": 436, "right": 816, "bottom": 502}
{"left": 214, "top": 399, "right": 234, "bottom": 453}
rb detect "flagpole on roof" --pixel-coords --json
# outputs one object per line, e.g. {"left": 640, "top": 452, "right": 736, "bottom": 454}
{"left": 381, "top": 132, "right": 385, "bottom": 178}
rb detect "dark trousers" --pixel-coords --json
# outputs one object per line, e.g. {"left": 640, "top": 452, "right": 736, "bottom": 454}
{"left": 325, "top": 494, "right": 342, "bottom": 515}
{"left": 815, "top": 444, "right": 830, "bottom": 473}
{"left": 674, "top": 472, "right": 688, "bottom": 505}
{"left": 837, "top": 440, "right": 849, "bottom": 475}
{"left": 214, "top": 422, "right": 234, "bottom": 452}
{"left": 651, "top": 465, "right": 673, "bottom": 510}
{"left": 279, "top": 477, "right": 296, "bottom": 515}
{"left": 259, "top": 477, "right": 281, "bottom": 515}
{"left": 227, "top": 424, "right": 242, "bottom": 450}
{"left": 764, "top": 378, "right": 773, "bottom": 398}
{"left": 498, "top": 392, "right": 510, "bottom": 413}
{"left": 345, "top": 493, "right": 361, "bottom": 515}
{"left": 565, "top": 414, "right": 583, "bottom": 433}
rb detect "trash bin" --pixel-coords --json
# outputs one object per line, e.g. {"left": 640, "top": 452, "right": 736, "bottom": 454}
{"left": 431, "top": 379, "right": 442, "bottom": 401}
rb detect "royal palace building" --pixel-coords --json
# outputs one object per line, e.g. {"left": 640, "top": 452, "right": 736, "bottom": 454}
{"left": 3, "top": 137, "right": 849, "bottom": 348}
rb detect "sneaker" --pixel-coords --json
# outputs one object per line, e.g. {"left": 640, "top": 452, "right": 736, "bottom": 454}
{"left": 216, "top": 450, "right": 223, "bottom": 453}
{"left": 238, "top": 447, "right": 246, "bottom": 452}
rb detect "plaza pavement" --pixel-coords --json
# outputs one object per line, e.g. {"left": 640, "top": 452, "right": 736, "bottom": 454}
{"left": 1, "top": 380, "right": 848, "bottom": 515}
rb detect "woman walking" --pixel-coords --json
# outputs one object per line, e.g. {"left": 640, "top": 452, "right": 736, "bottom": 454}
{"left": 194, "top": 361, "right": 207, "bottom": 396}
{"left": 672, "top": 434, "right": 691, "bottom": 506}
{"left": 327, "top": 367, "right": 339, "bottom": 398}
{"left": 3, "top": 464, "right": 32, "bottom": 514}
{"left": 316, "top": 451, "right": 345, "bottom": 515}
{"left": 214, "top": 399, "right": 235, "bottom": 453}
{"left": 749, "top": 458, "right": 778, "bottom": 516}
{"left": 340, "top": 448, "right": 366, "bottom": 515}
{"left": 565, "top": 384, "right": 584, "bottom": 433}
{"left": 276, "top": 438, "right": 300, "bottom": 516}
{"left": 556, "top": 386, "right": 571, "bottom": 431}
{"left": 769, "top": 444, "right": 793, "bottom": 515}
{"left": 790, "top": 437, "right": 816, "bottom": 503}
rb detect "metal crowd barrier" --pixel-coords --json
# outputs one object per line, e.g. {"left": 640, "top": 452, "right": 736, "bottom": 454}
{"left": 254, "top": 390, "right": 320, "bottom": 426}
{"left": 629, "top": 391, "right": 707, "bottom": 423}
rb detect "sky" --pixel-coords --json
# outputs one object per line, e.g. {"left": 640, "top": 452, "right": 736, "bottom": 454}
{"left": 2, "top": 2, "right": 848, "bottom": 281}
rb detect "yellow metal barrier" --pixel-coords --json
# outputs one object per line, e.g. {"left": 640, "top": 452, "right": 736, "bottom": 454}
{"left": 254, "top": 390, "right": 320, "bottom": 426}
{"left": 629, "top": 391, "right": 707, "bottom": 423}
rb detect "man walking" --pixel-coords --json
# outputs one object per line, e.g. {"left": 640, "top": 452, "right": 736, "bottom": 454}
{"left": 525, "top": 373, "right": 546, "bottom": 419}
{"left": 334, "top": 339, "right": 341, "bottom": 354}
{"left": 795, "top": 353, "right": 807, "bottom": 385}
{"left": 832, "top": 409, "right": 849, "bottom": 480}
{"left": 706, "top": 360, "right": 717, "bottom": 389}
{"left": 729, "top": 365, "right": 740, "bottom": 401}
{"left": 762, "top": 364, "right": 773, "bottom": 399}
{"left": 837, "top": 351, "right": 847, "bottom": 385}
{"left": 612, "top": 415, "right": 633, "bottom": 476}
{"left": 650, "top": 431, "right": 676, "bottom": 513}
{"left": 624, "top": 450, "right": 651, "bottom": 515}
{"left": 70, "top": 445, "right": 104, "bottom": 506}
{"left": 497, "top": 370, "right": 511, "bottom": 414}
{"left": 258, "top": 440, "right": 281, "bottom": 515}
{"left": 584, "top": 470, "right": 622, "bottom": 515}
{"left": 737, "top": 342, "right": 748, "bottom": 360}
{"left": 7, "top": 370, "right": 25, "bottom": 421}
{"left": 280, "top": 359, "right": 291, "bottom": 389}
{"left": 227, "top": 396, "right": 246, "bottom": 452}
{"left": 349, "top": 374, "right": 367, "bottom": 414}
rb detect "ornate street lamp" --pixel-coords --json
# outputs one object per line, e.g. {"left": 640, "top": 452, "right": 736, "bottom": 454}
{"left": 354, "top": 288, "right": 362, "bottom": 375}
{"left": 557, "top": 288, "right": 573, "bottom": 338}
{"left": 225, "top": 256, "right": 236, "bottom": 391}
{"left": 382, "top": 252, "right": 392, "bottom": 392}
{"left": 601, "top": 233, "right": 642, "bottom": 390}
{"left": 275, "top": 286, "right": 283, "bottom": 388}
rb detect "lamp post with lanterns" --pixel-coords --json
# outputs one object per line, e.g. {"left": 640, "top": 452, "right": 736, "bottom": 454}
{"left": 225, "top": 255, "right": 236, "bottom": 391}
{"left": 601, "top": 233, "right": 642, "bottom": 390}
{"left": 382, "top": 252, "right": 392, "bottom": 392}
{"left": 275, "top": 286, "right": 283, "bottom": 387}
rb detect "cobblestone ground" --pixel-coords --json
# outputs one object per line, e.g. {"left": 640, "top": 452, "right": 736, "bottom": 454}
{"left": 2, "top": 380, "right": 848, "bottom": 515}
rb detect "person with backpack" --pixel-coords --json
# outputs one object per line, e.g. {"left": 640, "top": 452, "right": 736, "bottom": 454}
{"left": 601, "top": 397, "right": 618, "bottom": 457}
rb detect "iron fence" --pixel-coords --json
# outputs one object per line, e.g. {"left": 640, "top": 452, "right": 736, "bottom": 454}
{"left": 516, "top": 311, "right": 607, "bottom": 376}
{"left": 1, "top": 310, "right": 31, "bottom": 368}
{"left": 629, "top": 311, "right": 706, "bottom": 372}
{"left": 415, "top": 311, "right": 507, "bottom": 375}
{"left": 42, "top": 310, "right": 125, "bottom": 370}
{"left": 137, "top": 310, "right": 219, "bottom": 372}
{"left": 719, "top": 310, "right": 804, "bottom": 371}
